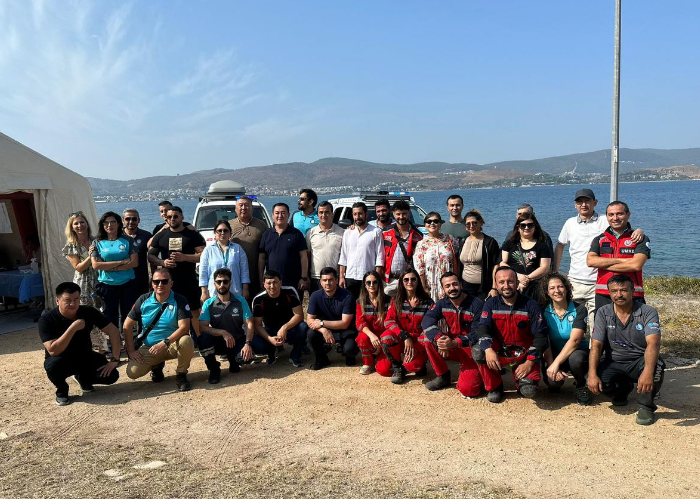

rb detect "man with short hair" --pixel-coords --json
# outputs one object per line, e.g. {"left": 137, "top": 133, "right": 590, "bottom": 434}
{"left": 471, "top": 266, "right": 549, "bottom": 402}
{"left": 338, "top": 202, "right": 385, "bottom": 299}
{"left": 306, "top": 267, "right": 358, "bottom": 370}
{"left": 442, "top": 194, "right": 468, "bottom": 239}
{"left": 369, "top": 198, "right": 392, "bottom": 230}
{"left": 420, "top": 272, "right": 485, "bottom": 394}
{"left": 258, "top": 203, "right": 309, "bottom": 293}
{"left": 123, "top": 208, "right": 153, "bottom": 295}
{"left": 149, "top": 200, "right": 194, "bottom": 244}
{"left": 123, "top": 268, "right": 195, "bottom": 392}
{"left": 252, "top": 269, "right": 309, "bottom": 368}
{"left": 587, "top": 274, "right": 664, "bottom": 425}
{"left": 306, "top": 201, "right": 344, "bottom": 292}
{"left": 199, "top": 268, "right": 277, "bottom": 383}
{"left": 148, "top": 206, "right": 206, "bottom": 336}
{"left": 292, "top": 188, "right": 319, "bottom": 235}
{"left": 503, "top": 204, "right": 554, "bottom": 260}
{"left": 587, "top": 201, "right": 651, "bottom": 312}
{"left": 39, "top": 282, "right": 121, "bottom": 406}
{"left": 382, "top": 200, "right": 422, "bottom": 295}
{"left": 231, "top": 195, "right": 268, "bottom": 299}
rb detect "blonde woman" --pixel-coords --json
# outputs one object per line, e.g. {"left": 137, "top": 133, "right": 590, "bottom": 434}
{"left": 62, "top": 212, "right": 100, "bottom": 308}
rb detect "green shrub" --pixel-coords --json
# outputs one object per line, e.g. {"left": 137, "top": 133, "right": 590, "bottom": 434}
{"left": 645, "top": 276, "right": 700, "bottom": 296}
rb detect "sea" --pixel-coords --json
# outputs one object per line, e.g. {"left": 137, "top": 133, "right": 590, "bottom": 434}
{"left": 97, "top": 180, "right": 699, "bottom": 278}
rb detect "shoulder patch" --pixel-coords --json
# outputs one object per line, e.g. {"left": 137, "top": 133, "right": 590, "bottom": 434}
{"left": 646, "top": 241, "right": 651, "bottom": 249}
{"left": 481, "top": 311, "right": 488, "bottom": 318}
{"left": 635, "top": 323, "right": 643, "bottom": 330}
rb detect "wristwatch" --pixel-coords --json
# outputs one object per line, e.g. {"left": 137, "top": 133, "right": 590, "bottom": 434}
{"left": 163, "top": 338, "right": 171, "bottom": 347}
{"left": 319, "top": 320, "right": 325, "bottom": 328}
{"left": 108, "top": 356, "right": 119, "bottom": 363}
{"left": 245, "top": 340, "right": 253, "bottom": 346}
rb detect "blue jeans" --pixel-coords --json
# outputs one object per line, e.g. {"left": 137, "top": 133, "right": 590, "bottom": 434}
{"left": 198, "top": 333, "right": 274, "bottom": 371}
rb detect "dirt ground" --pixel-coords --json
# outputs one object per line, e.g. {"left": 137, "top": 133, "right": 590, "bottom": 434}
{"left": 0, "top": 326, "right": 698, "bottom": 499}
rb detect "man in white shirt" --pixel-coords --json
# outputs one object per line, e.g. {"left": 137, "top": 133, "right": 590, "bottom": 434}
{"left": 338, "top": 202, "right": 385, "bottom": 299}
{"left": 306, "top": 201, "right": 345, "bottom": 292}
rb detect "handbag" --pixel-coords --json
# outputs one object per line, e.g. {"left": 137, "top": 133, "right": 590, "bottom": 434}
{"left": 133, "top": 301, "right": 169, "bottom": 350}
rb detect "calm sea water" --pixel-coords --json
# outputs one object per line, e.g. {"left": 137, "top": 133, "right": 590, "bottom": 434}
{"left": 98, "top": 180, "right": 699, "bottom": 277}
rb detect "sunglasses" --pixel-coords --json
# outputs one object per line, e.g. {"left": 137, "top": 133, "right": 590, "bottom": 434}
{"left": 152, "top": 279, "right": 170, "bottom": 285}
{"left": 465, "top": 221, "right": 480, "bottom": 227}
{"left": 124, "top": 217, "right": 138, "bottom": 222}
{"left": 298, "top": 197, "right": 309, "bottom": 201}
{"left": 424, "top": 219, "right": 442, "bottom": 225}
{"left": 519, "top": 223, "right": 535, "bottom": 229}
{"left": 215, "top": 279, "right": 230, "bottom": 285}
{"left": 365, "top": 280, "right": 378, "bottom": 286}
{"left": 70, "top": 211, "right": 85, "bottom": 217}
{"left": 403, "top": 277, "right": 418, "bottom": 283}
{"left": 215, "top": 229, "right": 230, "bottom": 234}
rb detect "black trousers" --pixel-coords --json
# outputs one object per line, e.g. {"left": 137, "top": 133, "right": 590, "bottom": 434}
{"left": 598, "top": 355, "right": 665, "bottom": 412}
{"left": 543, "top": 349, "right": 589, "bottom": 387}
{"left": 44, "top": 351, "right": 119, "bottom": 396}
{"left": 344, "top": 279, "right": 363, "bottom": 301}
{"left": 101, "top": 279, "right": 138, "bottom": 331}
{"left": 198, "top": 332, "right": 275, "bottom": 371}
{"left": 307, "top": 328, "right": 359, "bottom": 364}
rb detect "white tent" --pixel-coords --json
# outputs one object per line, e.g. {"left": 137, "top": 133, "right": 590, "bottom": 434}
{"left": 0, "top": 132, "right": 98, "bottom": 306}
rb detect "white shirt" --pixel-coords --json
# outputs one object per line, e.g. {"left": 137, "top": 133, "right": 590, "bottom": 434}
{"left": 557, "top": 212, "right": 608, "bottom": 284}
{"left": 338, "top": 224, "right": 385, "bottom": 280}
{"left": 306, "top": 224, "right": 345, "bottom": 278}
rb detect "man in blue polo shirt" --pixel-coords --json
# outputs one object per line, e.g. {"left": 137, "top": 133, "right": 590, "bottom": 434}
{"left": 123, "top": 268, "right": 195, "bottom": 392}
{"left": 199, "top": 268, "right": 278, "bottom": 384}
{"left": 306, "top": 267, "right": 358, "bottom": 370}
{"left": 291, "top": 188, "right": 320, "bottom": 235}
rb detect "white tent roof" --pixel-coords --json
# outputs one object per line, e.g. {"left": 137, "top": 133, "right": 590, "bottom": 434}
{"left": 0, "top": 132, "right": 98, "bottom": 306}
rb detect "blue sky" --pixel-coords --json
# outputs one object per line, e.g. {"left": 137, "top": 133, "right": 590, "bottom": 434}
{"left": 0, "top": 0, "right": 698, "bottom": 180}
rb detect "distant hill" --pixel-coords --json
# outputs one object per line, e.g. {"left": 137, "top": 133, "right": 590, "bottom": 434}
{"left": 87, "top": 147, "right": 700, "bottom": 198}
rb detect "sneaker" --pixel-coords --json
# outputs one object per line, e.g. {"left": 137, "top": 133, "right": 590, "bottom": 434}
{"left": 208, "top": 367, "right": 221, "bottom": 385}
{"left": 345, "top": 355, "right": 357, "bottom": 367}
{"left": 390, "top": 366, "right": 406, "bottom": 385}
{"left": 575, "top": 386, "right": 592, "bottom": 406}
{"left": 228, "top": 362, "right": 240, "bottom": 373}
{"left": 487, "top": 388, "right": 504, "bottom": 403}
{"left": 289, "top": 357, "right": 304, "bottom": 368}
{"left": 359, "top": 365, "right": 375, "bottom": 375}
{"left": 636, "top": 408, "right": 655, "bottom": 426}
{"left": 72, "top": 375, "right": 94, "bottom": 392}
{"left": 175, "top": 373, "right": 191, "bottom": 392}
{"left": 425, "top": 372, "right": 451, "bottom": 391}
{"left": 518, "top": 383, "right": 538, "bottom": 399}
{"left": 55, "top": 394, "right": 71, "bottom": 406}
{"left": 310, "top": 360, "right": 331, "bottom": 371}
{"left": 150, "top": 362, "right": 165, "bottom": 383}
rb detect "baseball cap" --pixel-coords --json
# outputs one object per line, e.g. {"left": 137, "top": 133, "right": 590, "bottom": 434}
{"left": 574, "top": 188, "right": 596, "bottom": 201}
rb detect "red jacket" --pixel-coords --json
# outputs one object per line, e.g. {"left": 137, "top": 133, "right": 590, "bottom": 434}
{"left": 382, "top": 224, "right": 422, "bottom": 282}
{"left": 590, "top": 225, "right": 650, "bottom": 298}
{"left": 384, "top": 297, "right": 434, "bottom": 339}
{"left": 355, "top": 301, "right": 385, "bottom": 334}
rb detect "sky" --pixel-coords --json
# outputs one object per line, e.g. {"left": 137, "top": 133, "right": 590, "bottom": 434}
{"left": 0, "top": 0, "right": 698, "bottom": 180}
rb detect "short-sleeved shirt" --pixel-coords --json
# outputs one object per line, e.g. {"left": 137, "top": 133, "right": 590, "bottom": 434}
{"left": 231, "top": 217, "right": 268, "bottom": 285}
{"left": 200, "top": 293, "right": 252, "bottom": 340}
{"left": 592, "top": 302, "right": 661, "bottom": 363}
{"left": 557, "top": 212, "right": 608, "bottom": 284}
{"left": 543, "top": 301, "right": 588, "bottom": 354}
{"left": 91, "top": 237, "right": 137, "bottom": 285}
{"left": 442, "top": 220, "right": 468, "bottom": 239}
{"left": 125, "top": 228, "right": 152, "bottom": 286}
{"left": 306, "top": 224, "right": 344, "bottom": 278}
{"left": 502, "top": 239, "right": 553, "bottom": 276}
{"left": 258, "top": 225, "right": 307, "bottom": 287}
{"left": 252, "top": 287, "right": 301, "bottom": 332}
{"left": 149, "top": 227, "right": 206, "bottom": 291}
{"left": 127, "top": 291, "right": 192, "bottom": 347}
{"left": 292, "top": 209, "right": 320, "bottom": 235}
{"left": 307, "top": 287, "right": 355, "bottom": 326}
{"left": 39, "top": 306, "right": 110, "bottom": 359}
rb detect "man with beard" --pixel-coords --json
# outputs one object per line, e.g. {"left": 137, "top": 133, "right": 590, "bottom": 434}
{"left": 441, "top": 194, "right": 468, "bottom": 239}
{"left": 122, "top": 208, "right": 152, "bottom": 295}
{"left": 369, "top": 199, "right": 392, "bottom": 230}
{"left": 382, "top": 200, "right": 422, "bottom": 296}
{"left": 338, "top": 202, "right": 384, "bottom": 300}
{"left": 230, "top": 196, "right": 268, "bottom": 299}
{"left": 292, "top": 188, "right": 319, "bottom": 235}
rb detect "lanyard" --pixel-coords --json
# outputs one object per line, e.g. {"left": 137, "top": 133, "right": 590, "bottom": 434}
{"left": 218, "top": 243, "right": 230, "bottom": 267}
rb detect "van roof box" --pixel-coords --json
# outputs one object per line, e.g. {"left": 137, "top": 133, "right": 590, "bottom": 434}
{"left": 208, "top": 180, "right": 246, "bottom": 195}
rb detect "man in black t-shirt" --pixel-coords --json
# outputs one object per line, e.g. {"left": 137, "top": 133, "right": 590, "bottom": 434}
{"left": 148, "top": 206, "right": 206, "bottom": 335}
{"left": 251, "top": 270, "right": 309, "bottom": 368}
{"left": 38, "top": 282, "right": 121, "bottom": 406}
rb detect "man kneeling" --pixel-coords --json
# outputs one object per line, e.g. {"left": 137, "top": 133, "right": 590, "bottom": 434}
{"left": 124, "top": 268, "right": 195, "bottom": 391}
{"left": 39, "top": 282, "right": 121, "bottom": 406}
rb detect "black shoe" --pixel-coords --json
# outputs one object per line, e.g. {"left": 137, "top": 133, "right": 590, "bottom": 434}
{"left": 208, "top": 368, "right": 221, "bottom": 385}
{"left": 425, "top": 372, "right": 451, "bottom": 391}
{"left": 415, "top": 365, "right": 428, "bottom": 377}
{"left": 310, "top": 360, "right": 330, "bottom": 371}
{"left": 301, "top": 345, "right": 311, "bottom": 355}
{"left": 72, "top": 375, "right": 94, "bottom": 392}
{"left": 150, "top": 362, "right": 165, "bottom": 383}
{"left": 289, "top": 357, "right": 304, "bottom": 368}
{"left": 518, "top": 383, "right": 538, "bottom": 399}
{"left": 487, "top": 387, "right": 504, "bottom": 403}
{"left": 55, "top": 394, "right": 71, "bottom": 406}
{"left": 391, "top": 366, "right": 406, "bottom": 385}
{"left": 612, "top": 396, "right": 628, "bottom": 407}
{"left": 575, "top": 386, "right": 592, "bottom": 406}
{"left": 229, "top": 362, "right": 240, "bottom": 373}
{"left": 267, "top": 353, "right": 277, "bottom": 366}
{"left": 175, "top": 373, "right": 191, "bottom": 392}
{"left": 345, "top": 355, "right": 356, "bottom": 366}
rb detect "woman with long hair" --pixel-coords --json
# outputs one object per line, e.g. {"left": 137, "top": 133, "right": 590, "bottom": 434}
{"left": 540, "top": 272, "right": 591, "bottom": 405}
{"left": 501, "top": 213, "right": 552, "bottom": 301}
{"left": 199, "top": 219, "right": 250, "bottom": 303}
{"left": 413, "top": 211, "right": 458, "bottom": 303}
{"left": 377, "top": 269, "right": 434, "bottom": 384}
{"left": 355, "top": 270, "right": 390, "bottom": 375}
{"left": 91, "top": 212, "right": 138, "bottom": 338}
{"left": 457, "top": 210, "right": 501, "bottom": 300}
{"left": 62, "top": 211, "right": 100, "bottom": 308}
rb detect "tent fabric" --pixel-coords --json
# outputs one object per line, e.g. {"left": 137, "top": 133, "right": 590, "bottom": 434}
{"left": 0, "top": 132, "right": 98, "bottom": 307}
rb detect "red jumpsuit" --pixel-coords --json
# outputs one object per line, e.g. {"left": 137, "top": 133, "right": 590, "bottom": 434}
{"left": 355, "top": 301, "right": 387, "bottom": 367}
{"left": 376, "top": 298, "right": 432, "bottom": 376}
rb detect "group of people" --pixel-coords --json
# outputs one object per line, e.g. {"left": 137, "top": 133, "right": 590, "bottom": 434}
{"left": 42, "top": 187, "right": 663, "bottom": 426}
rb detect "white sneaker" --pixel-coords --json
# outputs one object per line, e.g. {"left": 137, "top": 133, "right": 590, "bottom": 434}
{"left": 359, "top": 365, "right": 375, "bottom": 375}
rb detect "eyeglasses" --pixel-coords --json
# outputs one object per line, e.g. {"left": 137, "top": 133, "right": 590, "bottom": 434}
{"left": 124, "top": 217, "right": 138, "bottom": 222}
{"left": 519, "top": 223, "right": 535, "bottom": 229}
{"left": 403, "top": 277, "right": 418, "bottom": 283}
{"left": 424, "top": 219, "right": 442, "bottom": 225}
{"left": 365, "top": 280, "right": 378, "bottom": 286}
{"left": 298, "top": 197, "right": 309, "bottom": 201}
{"left": 152, "top": 279, "right": 170, "bottom": 285}
{"left": 215, "top": 229, "right": 230, "bottom": 234}
{"left": 215, "top": 279, "right": 230, "bottom": 285}
{"left": 103, "top": 220, "right": 118, "bottom": 226}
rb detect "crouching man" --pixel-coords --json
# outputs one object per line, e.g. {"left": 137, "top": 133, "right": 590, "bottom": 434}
{"left": 39, "top": 282, "right": 121, "bottom": 406}
{"left": 123, "top": 268, "right": 195, "bottom": 392}
{"left": 587, "top": 274, "right": 665, "bottom": 425}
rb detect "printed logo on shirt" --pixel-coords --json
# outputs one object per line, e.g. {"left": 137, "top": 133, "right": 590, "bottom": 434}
{"left": 624, "top": 240, "right": 633, "bottom": 247}
{"left": 583, "top": 316, "right": 588, "bottom": 324}
{"left": 118, "top": 243, "right": 126, "bottom": 251}
{"left": 232, "top": 308, "right": 239, "bottom": 315}
{"left": 136, "top": 239, "right": 142, "bottom": 244}
{"left": 568, "top": 315, "right": 574, "bottom": 322}
{"left": 169, "top": 238, "right": 183, "bottom": 252}
{"left": 481, "top": 311, "right": 488, "bottom": 319}
{"left": 185, "top": 304, "right": 190, "bottom": 311}
{"left": 169, "top": 305, "right": 174, "bottom": 310}
{"left": 635, "top": 323, "right": 644, "bottom": 331}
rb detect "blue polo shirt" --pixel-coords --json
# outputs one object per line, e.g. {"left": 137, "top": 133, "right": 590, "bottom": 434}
{"left": 127, "top": 291, "right": 192, "bottom": 347}
{"left": 543, "top": 302, "right": 588, "bottom": 355}
{"left": 307, "top": 287, "right": 355, "bottom": 324}
{"left": 292, "top": 209, "right": 319, "bottom": 235}
{"left": 259, "top": 225, "right": 308, "bottom": 287}
{"left": 92, "top": 237, "right": 136, "bottom": 285}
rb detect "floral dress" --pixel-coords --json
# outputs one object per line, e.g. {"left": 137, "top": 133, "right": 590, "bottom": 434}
{"left": 413, "top": 234, "right": 459, "bottom": 302}
{"left": 62, "top": 242, "right": 101, "bottom": 309}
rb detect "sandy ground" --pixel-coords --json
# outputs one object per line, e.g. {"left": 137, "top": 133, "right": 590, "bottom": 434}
{"left": 1, "top": 327, "right": 699, "bottom": 499}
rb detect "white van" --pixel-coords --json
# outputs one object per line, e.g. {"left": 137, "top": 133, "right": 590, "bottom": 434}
{"left": 326, "top": 191, "right": 428, "bottom": 234}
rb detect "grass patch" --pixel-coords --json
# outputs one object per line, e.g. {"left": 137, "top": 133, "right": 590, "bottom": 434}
{"left": 645, "top": 276, "right": 700, "bottom": 296}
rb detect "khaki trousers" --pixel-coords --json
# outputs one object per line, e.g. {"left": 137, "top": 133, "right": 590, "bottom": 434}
{"left": 570, "top": 279, "right": 596, "bottom": 334}
{"left": 126, "top": 336, "right": 195, "bottom": 379}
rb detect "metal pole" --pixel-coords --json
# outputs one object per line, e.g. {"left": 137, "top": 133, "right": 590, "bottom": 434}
{"left": 610, "top": 0, "right": 621, "bottom": 202}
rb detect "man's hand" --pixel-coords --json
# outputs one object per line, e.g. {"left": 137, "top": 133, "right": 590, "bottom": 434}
{"left": 514, "top": 359, "right": 534, "bottom": 380}
{"left": 127, "top": 349, "right": 143, "bottom": 363}
{"left": 339, "top": 276, "right": 346, "bottom": 289}
{"left": 307, "top": 318, "right": 323, "bottom": 330}
{"left": 269, "top": 335, "right": 284, "bottom": 346}
{"left": 70, "top": 319, "right": 86, "bottom": 332}
{"left": 588, "top": 373, "right": 603, "bottom": 395}
{"left": 163, "top": 258, "right": 177, "bottom": 268}
{"left": 97, "top": 360, "right": 119, "bottom": 377}
{"left": 170, "top": 252, "right": 186, "bottom": 262}
{"left": 200, "top": 290, "right": 209, "bottom": 304}
{"left": 297, "top": 278, "right": 308, "bottom": 290}
{"left": 322, "top": 329, "right": 335, "bottom": 344}
{"left": 403, "top": 337, "right": 415, "bottom": 363}
{"left": 276, "top": 326, "right": 289, "bottom": 343}
{"left": 241, "top": 343, "right": 254, "bottom": 362}
{"left": 638, "top": 369, "right": 654, "bottom": 393}
{"left": 149, "top": 341, "right": 168, "bottom": 356}
{"left": 546, "top": 362, "right": 567, "bottom": 382}
{"left": 630, "top": 228, "right": 644, "bottom": 244}
{"left": 485, "top": 348, "right": 501, "bottom": 371}
{"left": 436, "top": 336, "right": 457, "bottom": 351}
{"left": 222, "top": 331, "right": 236, "bottom": 349}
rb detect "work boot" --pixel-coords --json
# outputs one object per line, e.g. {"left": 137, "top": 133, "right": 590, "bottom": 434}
{"left": 487, "top": 386, "right": 504, "bottom": 403}
{"left": 425, "top": 371, "right": 451, "bottom": 391}
{"left": 636, "top": 408, "right": 655, "bottom": 426}
{"left": 175, "top": 373, "right": 191, "bottom": 392}
{"left": 390, "top": 366, "right": 406, "bottom": 385}
{"left": 518, "top": 382, "right": 538, "bottom": 399}
{"left": 150, "top": 362, "right": 165, "bottom": 383}
{"left": 208, "top": 367, "right": 221, "bottom": 384}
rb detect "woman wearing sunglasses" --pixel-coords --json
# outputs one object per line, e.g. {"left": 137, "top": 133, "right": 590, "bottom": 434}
{"left": 457, "top": 210, "right": 501, "bottom": 300}
{"left": 501, "top": 213, "right": 552, "bottom": 301}
{"left": 412, "top": 212, "right": 459, "bottom": 303}
{"left": 199, "top": 219, "right": 250, "bottom": 304}
{"left": 63, "top": 211, "right": 101, "bottom": 309}
{"left": 355, "top": 270, "right": 390, "bottom": 375}
{"left": 377, "top": 269, "right": 433, "bottom": 384}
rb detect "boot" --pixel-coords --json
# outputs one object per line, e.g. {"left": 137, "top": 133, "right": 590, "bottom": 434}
{"left": 425, "top": 371, "right": 451, "bottom": 391}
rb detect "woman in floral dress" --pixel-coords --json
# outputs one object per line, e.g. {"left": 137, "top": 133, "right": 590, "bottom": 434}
{"left": 412, "top": 212, "right": 458, "bottom": 303}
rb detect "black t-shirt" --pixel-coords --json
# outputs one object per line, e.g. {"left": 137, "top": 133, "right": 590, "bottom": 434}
{"left": 126, "top": 228, "right": 152, "bottom": 284}
{"left": 502, "top": 239, "right": 553, "bottom": 275}
{"left": 252, "top": 287, "right": 301, "bottom": 332}
{"left": 149, "top": 227, "right": 206, "bottom": 289}
{"left": 38, "top": 306, "right": 110, "bottom": 359}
